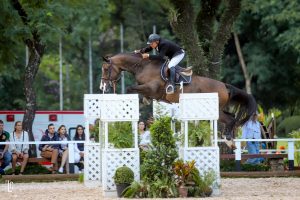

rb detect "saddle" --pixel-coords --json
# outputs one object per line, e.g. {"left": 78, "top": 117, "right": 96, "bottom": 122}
{"left": 160, "top": 60, "right": 193, "bottom": 85}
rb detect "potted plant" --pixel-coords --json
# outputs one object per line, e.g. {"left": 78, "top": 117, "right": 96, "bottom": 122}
{"left": 173, "top": 159, "right": 196, "bottom": 197}
{"left": 113, "top": 166, "right": 134, "bottom": 197}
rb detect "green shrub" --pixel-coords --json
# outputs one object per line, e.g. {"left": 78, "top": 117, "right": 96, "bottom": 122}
{"left": 277, "top": 116, "right": 300, "bottom": 137}
{"left": 188, "top": 121, "right": 211, "bottom": 147}
{"left": 113, "top": 166, "right": 134, "bottom": 184}
{"left": 78, "top": 173, "right": 84, "bottom": 183}
{"left": 290, "top": 129, "right": 300, "bottom": 166}
{"left": 5, "top": 163, "right": 50, "bottom": 175}
{"left": 109, "top": 122, "right": 133, "bottom": 148}
{"left": 141, "top": 116, "right": 178, "bottom": 198}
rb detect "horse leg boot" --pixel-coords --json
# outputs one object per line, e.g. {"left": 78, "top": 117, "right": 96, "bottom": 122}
{"left": 166, "top": 67, "right": 176, "bottom": 94}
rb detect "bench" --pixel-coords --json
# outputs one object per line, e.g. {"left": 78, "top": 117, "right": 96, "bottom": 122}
{"left": 17, "top": 157, "right": 62, "bottom": 163}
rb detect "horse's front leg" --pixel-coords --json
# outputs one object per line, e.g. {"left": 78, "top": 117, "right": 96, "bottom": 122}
{"left": 126, "top": 84, "right": 149, "bottom": 95}
{"left": 127, "top": 83, "right": 161, "bottom": 99}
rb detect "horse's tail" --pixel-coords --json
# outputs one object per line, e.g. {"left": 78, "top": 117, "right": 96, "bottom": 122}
{"left": 225, "top": 84, "right": 257, "bottom": 127}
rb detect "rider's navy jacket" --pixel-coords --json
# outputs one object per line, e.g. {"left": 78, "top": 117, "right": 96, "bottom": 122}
{"left": 140, "top": 38, "right": 183, "bottom": 61}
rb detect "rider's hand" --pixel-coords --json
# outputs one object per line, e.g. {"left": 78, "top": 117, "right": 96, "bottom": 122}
{"left": 134, "top": 50, "right": 140, "bottom": 54}
{"left": 142, "top": 53, "right": 149, "bottom": 59}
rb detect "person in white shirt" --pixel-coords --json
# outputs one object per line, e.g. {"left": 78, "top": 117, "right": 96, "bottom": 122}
{"left": 10, "top": 121, "right": 29, "bottom": 175}
{"left": 138, "top": 121, "right": 151, "bottom": 150}
{"left": 57, "top": 125, "right": 70, "bottom": 174}
{"left": 242, "top": 113, "right": 264, "bottom": 164}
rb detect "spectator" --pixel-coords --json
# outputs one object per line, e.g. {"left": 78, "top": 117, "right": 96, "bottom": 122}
{"left": 138, "top": 121, "right": 151, "bottom": 150}
{"left": 57, "top": 125, "right": 70, "bottom": 174}
{"left": 0, "top": 120, "right": 12, "bottom": 175}
{"left": 39, "top": 123, "right": 59, "bottom": 174}
{"left": 74, "top": 125, "right": 85, "bottom": 172}
{"left": 10, "top": 121, "right": 29, "bottom": 175}
{"left": 242, "top": 113, "right": 264, "bottom": 164}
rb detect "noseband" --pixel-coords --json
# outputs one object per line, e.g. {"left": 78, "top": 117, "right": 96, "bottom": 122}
{"left": 101, "top": 59, "right": 121, "bottom": 93}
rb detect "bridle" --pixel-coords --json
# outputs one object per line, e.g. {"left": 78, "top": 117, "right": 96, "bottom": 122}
{"left": 101, "top": 59, "right": 121, "bottom": 93}
{"left": 100, "top": 54, "right": 147, "bottom": 93}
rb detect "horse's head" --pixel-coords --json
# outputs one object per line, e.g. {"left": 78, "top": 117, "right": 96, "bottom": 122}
{"left": 99, "top": 56, "right": 122, "bottom": 93}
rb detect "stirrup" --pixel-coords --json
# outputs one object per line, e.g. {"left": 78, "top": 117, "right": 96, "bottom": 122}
{"left": 166, "top": 84, "right": 174, "bottom": 94}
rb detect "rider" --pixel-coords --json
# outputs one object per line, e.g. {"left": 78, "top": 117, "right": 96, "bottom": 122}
{"left": 135, "top": 34, "right": 185, "bottom": 94}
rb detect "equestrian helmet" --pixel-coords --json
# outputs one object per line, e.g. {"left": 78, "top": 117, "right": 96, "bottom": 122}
{"left": 147, "top": 34, "right": 160, "bottom": 44}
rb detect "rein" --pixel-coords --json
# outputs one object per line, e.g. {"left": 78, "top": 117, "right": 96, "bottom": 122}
{"left": 101, "top": 59, "right": 121, "bottom": 93}
{"left": 101, "top": 54, "right": 149, "bottom": 93}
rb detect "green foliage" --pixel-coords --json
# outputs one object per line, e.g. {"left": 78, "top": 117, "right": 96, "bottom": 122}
{"left": 220, "top": 160, "right": 236, "bottom": 172}
{"left": 113, "top": 166, "right": 134, "bottom": 184}
{"left": 150, "top": 116, "right": 176, "bottom": 148}
{"left": 220, "top": 160, "right": 270, "bottom": 172}
{"left": 78, "top": 173, "right": 84, "bottom": 183}
{"left": 241, "top": 163, "right": 270, "bottom": 171}
{"left": 185, "top": 168, "right": 216, "bottom": 197}
{"left": 257, "top": 105, "right": 282, "bottom": 127}
{"left": 148, "top": 175, "right": 177, "bottom": 198}
{"left": 289, "top": 130, "right": 300, "bottom": 166}
{"left": 89, "top": 119, "right": 100, "bottom": 142}
{"left": 223, "top": 0, "right": 300, "bottom": 112}
{"left": 277, "top": 116, "right": 300, "bottom": 137}
{"left": 123, "top": 181, "right": 148, "bottom": 198}
{"left": 139, "top": 116, "right": 178, "bottom": 198}
{"left": 5, "top": 163, "right": 50, "bottom": 175}
{"left": 108, "top": 122, "right": 133, "bottom": 148}
{"left": 173, "top": 159, "right": 196, "bottom": 186}
{"left": 188, "top": 121, "right": 211, "bottom": 147}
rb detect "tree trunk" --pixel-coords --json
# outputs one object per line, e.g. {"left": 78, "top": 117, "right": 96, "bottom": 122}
{"left": 209, "top": 0, "right": 241, "bottom": 79}
{"left": 169, "top": 0, "right": 209, "bottom": 76}
{"left": 11, "top": 0, "right": 45, "bottom": 156}
{"left": 23, "top": 42, "right": 44, "bottom": 156}
{"left": 196, "top": 0, "right": 221, "bottom": 56}
{"left": 233, "top": 32, "right": 252, "bottom": 94}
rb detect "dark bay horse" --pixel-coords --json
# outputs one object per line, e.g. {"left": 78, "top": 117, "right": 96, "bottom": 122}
{"left": 100, "top": 53, "right": 257, "bottom": 140}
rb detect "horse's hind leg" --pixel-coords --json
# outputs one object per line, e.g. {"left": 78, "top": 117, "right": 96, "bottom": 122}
{"left": 219, "top": 111, "right": 236, "bottom": 149}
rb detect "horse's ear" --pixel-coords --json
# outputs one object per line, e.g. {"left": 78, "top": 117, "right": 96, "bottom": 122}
{"left": 102, "top": 56, "right": 110, "bottom": 62}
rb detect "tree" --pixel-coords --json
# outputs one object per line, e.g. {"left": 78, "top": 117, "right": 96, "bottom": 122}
{"left": 222, "top": 0, "right": 300, "bottom": 114}
{"left": 1, "top": 0, "right": 70, "bottom": 155}
{"left": 169, "top": 0, "right": 241, "bottom": 79}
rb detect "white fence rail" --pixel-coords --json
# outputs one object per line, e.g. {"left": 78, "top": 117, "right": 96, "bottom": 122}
{"left": 218, "top": 138, "right": 300, "bottom": 171}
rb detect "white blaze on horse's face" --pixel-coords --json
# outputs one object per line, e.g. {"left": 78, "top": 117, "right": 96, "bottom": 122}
{"left": 99, "top": 79, "right": 105, "bottom": 91}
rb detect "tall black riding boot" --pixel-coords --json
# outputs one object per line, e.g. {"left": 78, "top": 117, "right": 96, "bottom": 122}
{"left": 166, "top": 67, "right": 176, "bottom": 94}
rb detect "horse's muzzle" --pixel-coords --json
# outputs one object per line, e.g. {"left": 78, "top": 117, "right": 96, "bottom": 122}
{"left": 99, "top": 80, "right": 112, "bottom": 93}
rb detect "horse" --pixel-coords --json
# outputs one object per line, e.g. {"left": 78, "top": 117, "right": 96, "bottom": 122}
{"left": 100, "top": 53, "right": 257, "bottom": 143}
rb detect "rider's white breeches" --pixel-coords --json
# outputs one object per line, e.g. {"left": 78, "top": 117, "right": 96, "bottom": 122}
{"left": 168, "top": 52, "right": 185, "bottom": 69}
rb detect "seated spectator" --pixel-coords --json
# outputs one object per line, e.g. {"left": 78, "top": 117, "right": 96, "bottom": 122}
{"left": 57, "top": 125, "right": 70, "bottom": 174}
{"left": 138, "top": 121, "right": 151, "bottom": 150}
{"left": 0, "top": 120, "right": 12, "bottom": 175}
{"left": 10, "top": 121, "right": 29, "bottom": 175}
{"left": 39, "top": 123, "right": 59, "bottom": 174}
{"left": 74, "top": 125, "right": 85, "bottom": 172}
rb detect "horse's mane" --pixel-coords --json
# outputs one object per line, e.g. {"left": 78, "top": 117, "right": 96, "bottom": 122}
{"left": 116, "top": 52, "right": 142, "bottom": 59}
{"left": 112, "top": 52, "right": 164, "bottom": 70}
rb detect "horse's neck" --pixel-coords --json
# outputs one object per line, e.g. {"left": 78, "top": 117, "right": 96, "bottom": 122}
{"left": 119, "top": 55, "right": 144, "bottom": 74}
